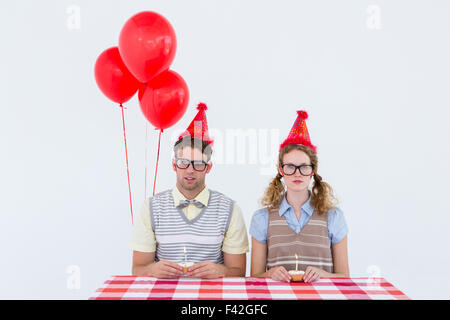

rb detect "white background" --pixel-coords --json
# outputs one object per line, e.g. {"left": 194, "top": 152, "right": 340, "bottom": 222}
{"left": 1, "top": 0, "right": 449, "bottom": 299}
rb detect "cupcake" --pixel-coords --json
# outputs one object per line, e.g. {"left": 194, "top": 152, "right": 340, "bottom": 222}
{"left": 178, "top": 261, "right": 194, "bottom": 274}
{"left": 288, "top": 270, "right": 305, "bottom": 282}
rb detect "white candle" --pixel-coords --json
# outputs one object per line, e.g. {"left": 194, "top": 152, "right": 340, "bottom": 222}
{"left": 295, "top": 254, "right": 298, "bottom": 271}
{"left": 184, "top": 246, "right": 187, "bottom": 263}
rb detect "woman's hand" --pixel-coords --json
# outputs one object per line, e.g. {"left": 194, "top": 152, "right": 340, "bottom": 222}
{"left": 267, "top": 266, "right": 291, "bottom": 282}
{"left": 303, "top": 266, "right": 327, "bottom": 282}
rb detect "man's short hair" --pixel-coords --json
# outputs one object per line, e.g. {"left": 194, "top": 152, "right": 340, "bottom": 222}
{"left": 173, "top": 137, "right": 213, "bottom": 162}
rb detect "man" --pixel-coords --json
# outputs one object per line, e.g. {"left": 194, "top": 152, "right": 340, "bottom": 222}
{"left": 130, "top": 103, "right": 249, "bottom": 278}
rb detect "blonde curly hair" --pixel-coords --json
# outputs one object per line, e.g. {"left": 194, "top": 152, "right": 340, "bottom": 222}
{"left": 261, "top": 144, "right": 337, "bottom": 215}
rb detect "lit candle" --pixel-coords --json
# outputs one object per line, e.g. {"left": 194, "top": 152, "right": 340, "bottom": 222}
{"left": 295, "top": 254, "right": 298, "bottom": 271}
{"left": 184, "top": 246, "right": 187, "bottom": 263}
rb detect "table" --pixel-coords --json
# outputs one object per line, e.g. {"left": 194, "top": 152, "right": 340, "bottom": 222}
{"left": 89, "top": 276, "right": 409, "bottom": 300}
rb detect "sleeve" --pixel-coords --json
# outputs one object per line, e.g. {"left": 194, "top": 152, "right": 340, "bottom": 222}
{"left": 129, "top": 199, "right": 157, "bottom": 252}
{"left": 222, "top": 203, "right": 249, "bottom": 254}
{"left": 249, "top": 208, "right": 269, "bottom": 244}
{"left": 328, "top": 207, "right": 349, "bottom": 245}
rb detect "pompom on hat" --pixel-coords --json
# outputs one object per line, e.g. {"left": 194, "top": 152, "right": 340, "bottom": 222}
{"left": 177, "top": 102, "right": 214, "bottom": 146}
{"left": 279, "top": 110, "right": 317, "bottom": 153}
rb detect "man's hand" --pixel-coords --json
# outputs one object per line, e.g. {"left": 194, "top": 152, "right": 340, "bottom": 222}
{"left": 149, "top": 260, "right": 184, "bottom": 279}
{"left": 187, "top": 260, "right": 226, "bottom": 279}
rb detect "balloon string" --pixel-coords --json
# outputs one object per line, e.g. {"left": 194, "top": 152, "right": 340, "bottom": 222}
{"left": 120, "top": 104, "right": 133, "bottom": 225}
{"left": 153, "top": 129, "right": 163, "bottom": 196}
{"left": 144, "top": 121, "right": 148, "bottom": 199}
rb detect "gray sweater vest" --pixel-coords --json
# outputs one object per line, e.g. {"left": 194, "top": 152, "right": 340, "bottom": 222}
{"left": 149, "top": 189, "right": 234, "bottom": 264}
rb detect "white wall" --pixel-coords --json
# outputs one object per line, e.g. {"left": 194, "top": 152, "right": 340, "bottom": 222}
{"left": 1, "top": 0, "right": 449, "bottom": 299}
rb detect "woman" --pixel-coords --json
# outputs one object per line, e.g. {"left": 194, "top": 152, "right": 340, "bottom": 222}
{"left": 250, "top": 110, "right": 349, "bottom": 282}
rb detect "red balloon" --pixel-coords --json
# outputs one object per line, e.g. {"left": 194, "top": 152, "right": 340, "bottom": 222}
{"left": 119, "top": 11, "right": 177, "bottom": 83}
{"left": 94, "top": 47, "right": 140, "bottom": 104}
{"left": 138, "top": 70, "right": 189, "bottom": 130}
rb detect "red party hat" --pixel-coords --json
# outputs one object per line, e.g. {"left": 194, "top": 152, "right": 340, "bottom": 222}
{"left": 279, "top": 110, "right": 317, "bottom": 153}
{"left": 177, "top": 102, "right": 214, "bottom": 146}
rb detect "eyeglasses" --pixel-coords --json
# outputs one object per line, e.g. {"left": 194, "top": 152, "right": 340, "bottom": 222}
{"left": 174, "top": 157, "right": 209, "bottom": 172}
{"left": 281, "top": 163, "right": 314, "bottom": 176}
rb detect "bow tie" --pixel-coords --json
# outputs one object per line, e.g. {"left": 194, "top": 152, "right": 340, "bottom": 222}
{"left": 177, "top": 199, "right": 205, "bottom": 209}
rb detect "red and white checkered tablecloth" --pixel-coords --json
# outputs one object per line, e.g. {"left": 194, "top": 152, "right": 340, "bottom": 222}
{"left": 89, "top": 276, "right": 409, "bottom": 300}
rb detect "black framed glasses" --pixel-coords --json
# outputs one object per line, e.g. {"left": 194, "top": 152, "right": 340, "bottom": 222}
{"left": 175, "top": 157, "right": 209, "bottom": 172}
{"left": 281, "top": 163, "right": 314, "bottom": 176}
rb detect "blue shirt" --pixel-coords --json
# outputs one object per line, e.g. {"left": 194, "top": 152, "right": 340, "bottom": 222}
{"left": 249, "top": 193, "right": 348, "bottom": 245}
